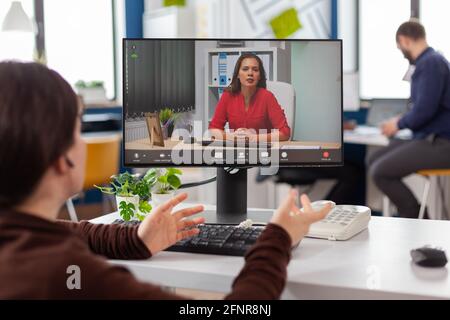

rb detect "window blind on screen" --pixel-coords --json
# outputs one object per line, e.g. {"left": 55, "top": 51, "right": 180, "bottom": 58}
{"left": 125, "top": 40, "right": 195, "bottom": 116}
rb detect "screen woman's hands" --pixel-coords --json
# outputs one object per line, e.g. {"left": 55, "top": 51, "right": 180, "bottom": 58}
{"left": 137, "top": 193, "right": 205, "bottom": 255}
{"left": 270, "top": 190, "right": 332, "bottom": 246}
{"left": 226, "top": 128, "right": 258, "bottom": 143}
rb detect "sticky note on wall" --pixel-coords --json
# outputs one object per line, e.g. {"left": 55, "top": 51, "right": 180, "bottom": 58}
{"left": 269, "top": 8, "right": 302, "bottom": 39}
{"left": 164, "top": 0, "right": 186, "bottom": 7}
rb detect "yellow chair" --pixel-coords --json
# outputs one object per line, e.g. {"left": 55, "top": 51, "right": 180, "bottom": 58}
{"left": 383, "top": 169, "right": 450, "bottom": 219}
{"left": 66, "top": 134, "right": 121, "bottom": 222}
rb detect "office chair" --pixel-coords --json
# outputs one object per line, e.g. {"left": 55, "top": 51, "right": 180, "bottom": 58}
{"left": 257, "top": 81, "right": 295, "bottom": 175}
{"left": 266, "top": 81, "right": 296, "bottom": 136}
{"left": 257, "top": 81, "right": 301, "bottom": 203}
{"left": 66, "top": 134, "right": 121, "bottom": 222}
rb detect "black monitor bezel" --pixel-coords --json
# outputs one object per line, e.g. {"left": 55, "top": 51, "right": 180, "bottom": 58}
{"left": 122, "top": 38, "right": 344, "bottom": 168}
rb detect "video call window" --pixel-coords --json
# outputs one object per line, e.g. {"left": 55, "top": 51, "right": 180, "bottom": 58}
{"left": 123, "top": 39, "right": 343, "bottom": 167}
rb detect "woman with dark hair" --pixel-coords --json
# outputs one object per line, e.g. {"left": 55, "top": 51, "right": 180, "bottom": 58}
{"left": 0, "top": 61, "right": 330, "bottom": 299}
{"left": 209, "top": 53, "right": 291, "bottom": 142}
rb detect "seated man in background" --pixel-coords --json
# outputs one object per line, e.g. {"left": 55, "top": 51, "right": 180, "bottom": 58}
{"left": 0, "top": 61, "right": 331, "bottom": 299}
{"left": 368, "top": 20, "right": 450, "bottom": 218}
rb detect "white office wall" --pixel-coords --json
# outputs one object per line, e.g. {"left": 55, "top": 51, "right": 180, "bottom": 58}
{"left": 291, "top": 42, "right": 341, "bottom": 143}
{"left": 143, "top": 0, "right": 196, "bottom": 38}
{"left": 229, "top": 0, "right": 331, "bottom": 39}
{"left": 143, "top": 0, "right": 332, "bottom": 39}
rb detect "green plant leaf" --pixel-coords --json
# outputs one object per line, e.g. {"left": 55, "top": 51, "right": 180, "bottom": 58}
{"left": 143, "top": 169, "right": 157, "bottom": 187}
{"left": 159, "top": 108, "right": 173, "bottom": 123}
{"left": 87, "top": 80, "right": 104, "bottom": 88}
{"left": 144, "top": 168, "right": 157, "bottom": 179}
{"left": 133, "top": 180, "right": 150, "bottom": 199}
{"left": 75, "top": 80, "right": 86, "bottom": 88}
{"left": 139, "top": 200, "right": 152, "bottom": 213}
{"left": 158, "top": 175, "right": 168, "bottom": 184}
{"left": 119, "top": 201, "right": 135, "bottom": 221}
{"left": 136, "top": 213, "right": 146, "bottom": 222}
{"left": 94, "top": 185, "right": 115, "bottom": 195}
{"left": 166, "top": 168, "right": 182, "bottom": 176}
{"left": 167, "top": 174, "right": 181, "bottom": 190}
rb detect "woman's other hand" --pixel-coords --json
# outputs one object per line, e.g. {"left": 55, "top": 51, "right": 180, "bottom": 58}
{"left": 137, "top": 193, "right": 205, "bottom": 255}
{"left": 270, "top": 190, "right": 332, "bottom": 246}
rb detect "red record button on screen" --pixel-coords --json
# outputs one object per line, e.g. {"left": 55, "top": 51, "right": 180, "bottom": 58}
{"left": 322, "top": 151, "right": 330, "bottom": 158}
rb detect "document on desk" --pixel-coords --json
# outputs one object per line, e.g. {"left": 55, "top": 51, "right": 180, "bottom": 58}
{"left": 353, "top": 125, "right": 382, "bottom": 136}
{"left": 344, "top": 125, "right": 413, "bottom": 147}
{"left": 353, "top": 126, "right": 412, "bottom": 139}
{"left": 344, "top": 125, "right": 389, "bottom": 146}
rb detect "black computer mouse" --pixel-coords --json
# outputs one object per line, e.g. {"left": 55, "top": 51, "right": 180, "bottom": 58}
{"left": 410, "top": 246, "right": 448, "bottom": 267}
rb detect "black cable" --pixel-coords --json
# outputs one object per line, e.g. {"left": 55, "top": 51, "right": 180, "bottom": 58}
{"left": 179, "top": 176, "right": 217, "bottom": 189}
{"left": 179, "top": 167, "right": 253, "bottom": 189}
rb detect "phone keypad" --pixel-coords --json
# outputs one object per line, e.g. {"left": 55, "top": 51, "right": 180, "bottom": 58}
{"left": 322, "top": 207, "right": 358, "bottom": 225}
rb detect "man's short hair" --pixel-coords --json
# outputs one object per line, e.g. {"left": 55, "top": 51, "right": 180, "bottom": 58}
{"left": 396, "top": 19, "right": 426, "bottom": 42}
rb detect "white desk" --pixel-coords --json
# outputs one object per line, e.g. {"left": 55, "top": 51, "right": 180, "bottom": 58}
{"left": 91, "top": 205, "right": 450, "bottom": 300}
{"left": 344, "top": 125, "right": 412, "bottom": 147}
{"left": 344, "top": 125, "right": 389, "bottom": 147}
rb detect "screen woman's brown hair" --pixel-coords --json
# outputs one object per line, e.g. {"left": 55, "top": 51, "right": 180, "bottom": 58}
{"left": 226, "top": 53, "right": 267, "bottom": 94}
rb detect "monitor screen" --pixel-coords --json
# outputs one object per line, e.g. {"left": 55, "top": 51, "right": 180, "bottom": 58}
{"left": 123, "top": 39, "right": 343, "bottom": 168}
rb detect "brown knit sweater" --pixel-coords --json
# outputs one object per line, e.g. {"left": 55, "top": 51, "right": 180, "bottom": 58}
{"left": 0, "top": 209, "right": 291, "bottom": 299}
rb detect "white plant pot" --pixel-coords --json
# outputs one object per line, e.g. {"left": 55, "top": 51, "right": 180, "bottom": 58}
{"left": 77, "top": 87, "right": 108, "bottom": 104}
{"left": 152, "top": 192, "right": 174, "bottom": 208}
{"left": 116, "top": 195, "right": 140, "bottom": 221}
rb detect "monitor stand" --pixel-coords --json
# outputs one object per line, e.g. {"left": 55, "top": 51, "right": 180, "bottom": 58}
{"left": 201, "top": 168, "right": 274, "bottom": 224}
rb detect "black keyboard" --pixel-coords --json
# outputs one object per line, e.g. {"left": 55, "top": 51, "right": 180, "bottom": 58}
{"left": 200, "top": 140, "right": 272, "bottom": 149}
{"left": 112, "top": 219, "right": 264, "bottom": 256}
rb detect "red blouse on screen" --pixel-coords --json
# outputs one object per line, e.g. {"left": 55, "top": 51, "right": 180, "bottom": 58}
{"left": 208, "top": 88, "right": 291, "bottom": 139}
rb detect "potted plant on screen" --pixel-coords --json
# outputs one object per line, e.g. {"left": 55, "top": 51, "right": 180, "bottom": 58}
{"left": 95, "top": 171, "right": 156, "bottom": 221}
{"left": 159, "top": 107, "right": 181, "bottom": 139}
{"left": 148, "top": 168, "right": 183, "bottom": 207}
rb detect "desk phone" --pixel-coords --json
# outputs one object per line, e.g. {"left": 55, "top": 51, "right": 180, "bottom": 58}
{"left": 304, "top": 201, "right": 371, "bottom": 241}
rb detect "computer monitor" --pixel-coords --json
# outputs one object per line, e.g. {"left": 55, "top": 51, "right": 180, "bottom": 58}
{"left": 123, "top": 39, "right": 343, "bottom": 223}
{"left": 366, "top": 98, "right": 409, "bottom": 127}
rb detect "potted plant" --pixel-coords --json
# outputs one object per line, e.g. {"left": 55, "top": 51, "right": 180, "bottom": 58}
{"left": 159, "top": 107, "right": 181, "bottom": 139}
{"left": 95, "top": 171, "right": 156, "bottom": 221}
{"left": 148, "top": 168, "right": 183, "bottom": 207}
{"left": 75, "top": 80, "right": 108, "bottom": 104}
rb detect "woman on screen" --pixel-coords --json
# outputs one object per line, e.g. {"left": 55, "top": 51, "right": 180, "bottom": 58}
{"left": 209, "top": 53, "right": 291, "bottom": 142}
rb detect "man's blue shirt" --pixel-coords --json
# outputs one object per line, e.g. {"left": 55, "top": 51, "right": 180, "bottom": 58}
{"left": 398, "top": 47, "right": 450, "bottom": 139}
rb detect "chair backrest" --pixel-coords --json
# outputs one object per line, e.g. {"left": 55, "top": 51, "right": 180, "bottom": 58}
{"left": 266, "top": 81, "right": 296, "bottom": 138}
{"left": 82, "top": 134, "right": 121, "bottom": 190}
